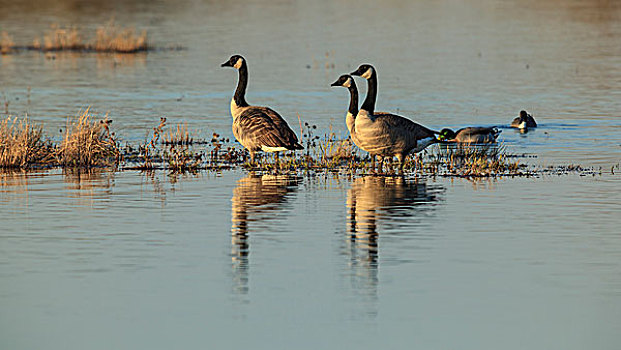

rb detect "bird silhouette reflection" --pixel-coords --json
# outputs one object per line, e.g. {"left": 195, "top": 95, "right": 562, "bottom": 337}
{"left": 230, "top": 173, "right": 300, "bottom": 296}
{"left": 345, "top": 175, "right": 443, "bottom": 314}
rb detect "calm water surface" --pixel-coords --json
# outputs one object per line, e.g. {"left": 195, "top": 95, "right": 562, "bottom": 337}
{"left": 1, "top": 0, "right": 621, "bottom": 349}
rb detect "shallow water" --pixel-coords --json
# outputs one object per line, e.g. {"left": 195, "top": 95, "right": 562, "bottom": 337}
{"left": 2, "top": 170, "right": 620, "bottom": 349}
{"left": 1, "top": 0, "right": 621, "bottom": 349}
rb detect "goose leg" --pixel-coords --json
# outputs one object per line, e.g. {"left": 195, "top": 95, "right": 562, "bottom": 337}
{"left": 274, "top": 152, "right": 280, "bottom": 168}
{"left": 371, "top": 155, "right": 376, "bottom": 173}
{"left": 249, "top": 151, "right": 256, "bottom": 166}
{"left": 377, "top": 155, "right": 384, "bottom": 174}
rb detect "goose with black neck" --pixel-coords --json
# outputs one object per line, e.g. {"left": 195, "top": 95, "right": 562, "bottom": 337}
{"left": 349, "top": 64, "right": 438, "bottom": 172}
{"left": 330, "top": 74, "right": 364, "bottom": 151}
{"left": 221, "top": 55, "right": 303, "bottom": 165}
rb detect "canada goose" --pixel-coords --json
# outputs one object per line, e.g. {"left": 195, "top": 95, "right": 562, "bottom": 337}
{"left": 349, "top": 64, "right": 438, "bottom": 171}
{"left": 438, "top": 127, "right": 501, "bottom": 143}
{"left": 221, "top": 55, "right": 303, "bottom": 163}
{"left": 511, "top": 110, "right": 537, "bottom": 129}
{"left": 330, "top": 74, "right": 363, "bottom": 150}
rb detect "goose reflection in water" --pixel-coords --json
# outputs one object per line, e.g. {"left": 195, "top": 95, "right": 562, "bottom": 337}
{"left": 345, "top": 175, "right": 443, "bottom": 315}
{"left": 230, "top": 173, "right": 300, "bottom": 296}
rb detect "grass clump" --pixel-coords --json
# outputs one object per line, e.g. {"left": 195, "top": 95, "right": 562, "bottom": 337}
{"left": 0, "top": 116, "right": 53, "bottom": 169}
{"left": 425, "top": 143, "right": 522, "bottom": 177}
{"left": 164, "top": 143, "right": 203, "bottom": 172}
{"left": 56, "top": 108, "right": 120, "bottom": 168}
{"left": 94, "top": 20, "right": 147, "bottom": 53}
{"left": 126, "top": 118, "right": 209, "bottom": 172}
{"left": 162, "top": 122, "right": 193, "bottom": 145}
{"left": 23, "top": 20, "right": 150, "bottom": 53}
{"left": 1, "top": 31, "right": 14, "bottom": 54}
{"left": 33, "top": 24, "right": 83, "bottom": 51}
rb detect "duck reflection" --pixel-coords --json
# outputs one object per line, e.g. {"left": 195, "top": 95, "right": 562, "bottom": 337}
{"left": 230, "top": 173, "right": 300, "bottom": 296}
{"left": 345, "top": 175, "right": 442, "bottom": 314}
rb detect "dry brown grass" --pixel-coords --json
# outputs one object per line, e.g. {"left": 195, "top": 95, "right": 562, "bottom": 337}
{"left": 33, "top": 24, "right": 83, "bottom": 51}
{"left": 94, "top": 20, "right": 147, "bottom": 53}
{"left": 0, "top": 116, "right": 52, "bottom": 168}
{"left": 424, "top": 143, "right": 521, "bottom": 176}
{"left": 29, "top": 21, "right": 148, "bottom": 53}
{"left": 1, "top": 31, "right": 14, "bottom": 54}
{"left": 162, "top": 122, "right": 193, "bottom": 145}
{"left": 56, "top": 108, "right": 120, "bottom": 167}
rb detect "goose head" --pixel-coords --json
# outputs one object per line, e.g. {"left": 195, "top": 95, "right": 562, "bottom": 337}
{"left": 221, "top": 55, "right": 246, "bottom": 69}
{"left": 330, "top": 74, "right": 355, "bottom": 88}
{"left": 350, "top": 64, "right": 375, "bottom": 80}
{"left": 438, "top": 128, "right": 457, "bottom": 141}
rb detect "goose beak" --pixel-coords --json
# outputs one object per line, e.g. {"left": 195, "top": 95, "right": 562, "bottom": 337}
{"left": 350, "top": 69, "right": 362, "bottom": 76}
{"left": 330, "top": 81, "right": 340, "bottom": 87}
{"left": 221, "top": 61, "right": 232, "bottom": 67}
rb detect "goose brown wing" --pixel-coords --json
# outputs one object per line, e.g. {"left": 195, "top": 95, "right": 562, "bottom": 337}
{"left": 235, "top": 108, "right": 302, "bottom": 149}
{"left": 253, "top": 107, "right": 301, "bottom": 145}
{"left": 374, "top": 112, "right": 437, "bottom": 139}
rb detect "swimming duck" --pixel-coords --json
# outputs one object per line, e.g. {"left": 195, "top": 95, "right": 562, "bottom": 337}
{"left": 438, "top": 127, "right": 501, "bottom": 143}
{"left": 511, "top": 110, "right": 537, "bottom": 129}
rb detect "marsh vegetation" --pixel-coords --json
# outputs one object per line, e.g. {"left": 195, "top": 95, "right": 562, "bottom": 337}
{"left": 0, "top": 20, "right": 182, "bottom": 54}
{"left": 0, "top": 110, "right": 606, "bottom": 179}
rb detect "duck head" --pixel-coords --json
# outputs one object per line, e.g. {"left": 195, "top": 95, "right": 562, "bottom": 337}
{"left": 438, "top": 128, "right": 457, "bottom": 141}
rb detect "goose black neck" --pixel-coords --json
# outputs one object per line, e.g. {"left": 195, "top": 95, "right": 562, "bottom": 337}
{"left": 360, "top": 72, "right": 377, "bottom": 114}
{"left": 348, "top": 82, "right": 359, "bottom": 116}
{"left": 234, "top": 63, "right": 249, "bottom": 107}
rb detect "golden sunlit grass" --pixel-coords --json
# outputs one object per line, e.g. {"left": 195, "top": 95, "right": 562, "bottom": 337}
{"left": 3, "top": 20, "right": 153, "bottom": 54}
{"left": 0, "top": 116, "right": 53, "bottom": 169}
{"left": 94, "top": 21, "right": 147, "bottom": 53}
{"left": 33, "top": 24, "right": 83, "bottom": 51}
{"left": 31, "top": 21, "right": 148, "bottom": 53}
{"left": 56, "top": 108, "right": 120, "bottom": 167}
{"left": 1, "top": 31, "right": 15, "bottom": 54}
{"left": 162, "top": 122, "right": 193, "bottom": 145}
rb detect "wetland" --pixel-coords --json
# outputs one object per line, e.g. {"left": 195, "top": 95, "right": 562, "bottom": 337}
{"left": 1, "top": 0, "right": 620, "bottom": 349}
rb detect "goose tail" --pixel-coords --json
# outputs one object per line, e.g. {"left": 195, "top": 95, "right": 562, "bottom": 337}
{"left": 289, "top": 142, "right": 304, "bottom": 150}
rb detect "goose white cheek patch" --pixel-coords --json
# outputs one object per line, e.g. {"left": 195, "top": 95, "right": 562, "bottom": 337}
{"left": 361, "top": 68, "right": 373, "bottom": 79}
{"left": 343, "top": 78, "right": 352, "bottom": 88}
{"left": 234, "top": 58, "right": 244, "bottom": 69}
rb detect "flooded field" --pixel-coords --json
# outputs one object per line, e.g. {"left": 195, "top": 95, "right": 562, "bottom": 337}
{"left": 1, "top": 0, "right": 620, "bottom": 349}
